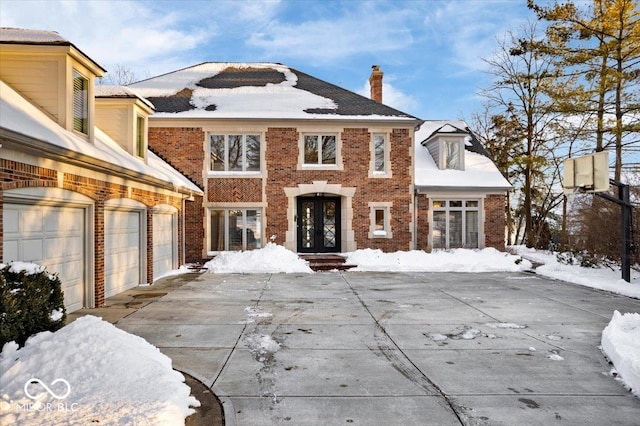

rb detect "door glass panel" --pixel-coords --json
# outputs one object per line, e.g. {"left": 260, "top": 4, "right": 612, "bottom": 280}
{"left": 210, "top": 210, "right": 225, "bottom": 251}
{"left": 246, "top": 209, "right": 262, "bottom": 249}
{"left": 449, "top": 211, "right": 462, "bottom": 248}
{"left": 301, "top": 201, "right": 315, "bottom": 249}
{"left": 465, "top": 211, "right": 479, "bottom": 248}
{"left": 433, "top": 211, "right": 446, "bottom": 249}
{"left": 228, "top": 210, "right": 243, "bottom": 250}
{"left": 323, "top": 201, "right": 336, "bottom": 248}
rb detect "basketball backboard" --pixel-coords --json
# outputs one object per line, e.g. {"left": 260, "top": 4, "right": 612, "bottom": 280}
{"left": 563, "top": 151, "right": 610, "bottom": 194}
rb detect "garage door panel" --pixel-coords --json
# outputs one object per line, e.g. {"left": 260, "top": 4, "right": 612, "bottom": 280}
{"left": 4, "top": 210, "right": 19, "bottom": 237}
{"left": 21, "top": 209, "right": 44, "bottom": 233}
{"left": 22, "top": 239, "right": 44, "bottom": 262}
{"left": 45, "top": 236, "right": 83, "bottom": 258}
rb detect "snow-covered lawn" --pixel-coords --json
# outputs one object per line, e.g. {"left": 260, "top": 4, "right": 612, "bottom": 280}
{"left": 0, "top": 316, "right": 199, "bottom": 425}
{"left": 511, "top": 246, "right": 640, "bottom": 299}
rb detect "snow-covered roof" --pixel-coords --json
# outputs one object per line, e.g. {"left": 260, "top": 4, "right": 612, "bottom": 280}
{"left": 95, "top": 85, "right": 155, "bottom": 110}
{"left": 129, "top": 62, "right": 419, "bottom": 122}
{"left": 0, "top": 27, "right": 106, "bottom": 73}
{"left": 414, "top": 120, "right": 511, "bottom": 191}
{"left": 0, "top": 80, "right": 201, "bottom": 195}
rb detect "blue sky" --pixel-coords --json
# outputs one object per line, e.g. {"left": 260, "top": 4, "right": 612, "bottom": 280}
{"left": 1, "top": 0, "right": 542, "bottom": 120}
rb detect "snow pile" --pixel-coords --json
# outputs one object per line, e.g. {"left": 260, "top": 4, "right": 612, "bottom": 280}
{"left": 244, "top": 306, "right": 273, "bottom": 324}
{"left": 601, "top": 310, "right": 640, "bottom": 397}
{"left": 511, "top": 246, "right": 640, "bottom": 299}
{"left": 0, "top": 316, "right": 199, "bottom": 425}
{"left": 205, "top": 243, "right": 313, "bottom": 274}
{"left": 244, "top": 333, "right": 281, "bottom": 362}
{"left": 345, "top": 248, "right": 529, "bottom": 272}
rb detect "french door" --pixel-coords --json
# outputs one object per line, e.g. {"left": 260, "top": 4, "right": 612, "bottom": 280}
{"left": 297, "top": 196, "right": 341, "bottom": 253}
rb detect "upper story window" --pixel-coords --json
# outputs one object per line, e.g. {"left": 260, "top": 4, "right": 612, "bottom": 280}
{"left": 72, "top": 70, "right": 88, "bottom": 134}
{"left": 209, "top": 134, "right": 261, "bottom": 172}
{"left": 304, "top": 134, "right": 336, "bottom": 165}
{"left": 370, "top": 132, "right": 392, "bottom": 177}
{"left": 443, "top": 139, "right": 463, "bottom": 170}
{"left": 135, "top": 115, "right": 145, "bottom": 158}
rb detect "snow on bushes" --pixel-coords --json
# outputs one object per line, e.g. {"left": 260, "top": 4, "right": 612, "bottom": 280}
{"left": 0, "top": 262, "right": 66, "bottom": 348}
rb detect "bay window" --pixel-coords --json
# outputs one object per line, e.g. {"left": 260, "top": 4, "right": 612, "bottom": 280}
{"left": 432, "top": 200, "right": 479, "bottom": 249}
{"left": 210, "top": 208, "right": 262, "bottom": 251}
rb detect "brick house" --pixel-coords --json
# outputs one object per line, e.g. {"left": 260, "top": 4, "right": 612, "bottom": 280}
{"left": 131, "top": 63, "right": 510, "bottom": 260}
{"left": 0, "top": 28, "right": 202, "bottom": 312}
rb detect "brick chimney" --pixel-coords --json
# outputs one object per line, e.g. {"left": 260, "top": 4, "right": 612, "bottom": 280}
{"left": 369, "top": 65, "right": 383, "bottom": 103}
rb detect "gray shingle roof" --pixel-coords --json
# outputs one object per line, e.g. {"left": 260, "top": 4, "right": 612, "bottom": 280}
{"left": 130, "top": 62, "right": 419, "bottom": 121}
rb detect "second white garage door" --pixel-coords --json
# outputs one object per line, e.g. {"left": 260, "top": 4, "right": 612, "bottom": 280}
{"left": 105, "top": 210, "right": 141, "bottom": 298}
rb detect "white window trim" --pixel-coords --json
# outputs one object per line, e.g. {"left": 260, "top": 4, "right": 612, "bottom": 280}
{"left": 368, "top": 201, "right": 393, "bottom": 239}
{"left": 207, "top": 133, "right": 263, "bottom": 175}
{"left": 429, "top": 198, "right": 483, "bottom": 249}
{"left": 369, "top": 132, "right": 392, "bottom": 178}
{"left": 439, "top": 138, "right": 465, "bottom": 171}
{"left": 298, "top": 132, "right": 343, "bottom": 170}
{"left": 206, "top": 206, "right": 264, "bottom": 254}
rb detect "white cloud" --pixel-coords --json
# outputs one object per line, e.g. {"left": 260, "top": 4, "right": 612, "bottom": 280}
{"left": 247, "top": 3, "right": 415, "bottom": 63}
{"left": 358, "top": 79, "right": 419, "bottom": 115}
{"left": 0, "top": 0, "right": 211, "bottom": 76}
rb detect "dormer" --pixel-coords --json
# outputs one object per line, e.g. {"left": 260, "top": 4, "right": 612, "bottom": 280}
{"left": 421, "top": 124, "right": 467, "bottom": 171}
{"left": 0, "top": 28, "right": 106, "bottom": 142}
{"left": 95, "top": 86, "right": 155, "bottom": 162}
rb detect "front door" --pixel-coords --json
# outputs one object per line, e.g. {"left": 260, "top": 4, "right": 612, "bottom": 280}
{"left": 297, "top": 196, "right": 341, "bottom": 253}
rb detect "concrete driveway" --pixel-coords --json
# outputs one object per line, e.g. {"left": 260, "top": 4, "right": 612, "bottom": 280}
{"left": 114, "top": 271, "right": 640, "bottom": 425}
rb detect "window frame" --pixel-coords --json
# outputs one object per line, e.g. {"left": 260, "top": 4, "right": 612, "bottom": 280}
{"left": 430, "top": 199, "right": 480, "bottom": 249}
{"left": 370, "top": 132, "right": 392, "bottom": 177}
{"left": 368, "top": 202, "right": 393, "bottom": 239}
{"left": 72, "top": 70, "right": 89, "bottom": 135}
{"left": 439, "top": 138, "right": 465, "bottom": 171}
{"left": 208, "top": 207, "right": 263, "bottom": 253}
{"left": 135, "top": 115, "right": 145, "bottom": 158}
{"left": 208, "top": 133, "right": 262, "bottom": 174}
{"left": 299, "top": 132, "right": 342, "bottom": 170}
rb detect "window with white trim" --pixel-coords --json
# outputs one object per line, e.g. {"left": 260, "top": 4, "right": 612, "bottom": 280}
{"left": 209, "top": 134, "right": 261, "bottom": 172}
{"left": 432, "top": 200, "right": 479, "bottom": 249}
{"left": 442, "top": 139, "right": 463, "bottom": 170}
{"left": 72, "top": 70, "right": 88, "bottom": 134}
{"left": 371, "top": 133, "right": 391, "bottom": 176}
{"left": 303, "top": 134, "right": 336, "bottom": 165}
{"left": 368, "top": 202, "right": 392, "bottom": 238}
{"left": 135, "top": 115, "right": 145, "bottom": 158}
{"left": 210, "top": 208, "right": 262, "bottom": 251}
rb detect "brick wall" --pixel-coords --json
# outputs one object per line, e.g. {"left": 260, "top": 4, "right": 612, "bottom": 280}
{"left": 208, "top": 178, "right": 262, "bottom": 202}
{"left": 416, "top": 194, "right": 430, "bottom": 251}
{"left": 1, "top": 157, "right": 186, "bottom": 307}
{"left": 148, "top": 127, "right": 205, "bottom": 187}
{"left": 484, "top": 194, "right": 507, "bottom": 250}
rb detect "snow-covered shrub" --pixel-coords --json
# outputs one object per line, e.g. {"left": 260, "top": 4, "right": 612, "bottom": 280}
{"left": 0, "top": 262, "right": 66, "bottom": 350}
{"left": 556, "top": 250, "right": 600, "bottom": 268}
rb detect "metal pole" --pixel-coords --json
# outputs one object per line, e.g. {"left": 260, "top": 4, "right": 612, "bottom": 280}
{"left": 620, "top": 183, "right": 631, "bottom": 283}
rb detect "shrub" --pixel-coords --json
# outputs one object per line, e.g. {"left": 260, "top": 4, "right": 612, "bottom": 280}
{"left": 0, "top": 262, "right": 66, "bottom": 350}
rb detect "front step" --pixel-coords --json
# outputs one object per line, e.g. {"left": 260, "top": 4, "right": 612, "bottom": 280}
{"left": 299, "top": 254, "right": 355, "bottom": 271}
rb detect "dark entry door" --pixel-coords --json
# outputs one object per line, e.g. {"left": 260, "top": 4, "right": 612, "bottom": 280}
{"left": 297, "top": 197, "right": 341, "bottom": 253}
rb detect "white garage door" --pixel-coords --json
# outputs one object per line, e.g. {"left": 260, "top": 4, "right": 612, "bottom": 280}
{"left": 153, "top": 212, "right": 175, "bottom": 280}
{"left": 105, "top": 210, "right": 140, "bottom": 298}
{"left": 3, "top": 204, "right": 86, "bottom": 312}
